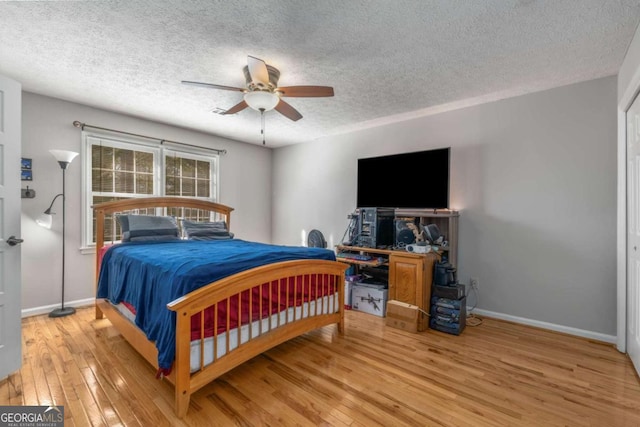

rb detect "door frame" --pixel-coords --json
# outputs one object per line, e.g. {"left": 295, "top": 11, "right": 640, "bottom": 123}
{"left": 617, "top": 63, "right": 640, "bottom": 353}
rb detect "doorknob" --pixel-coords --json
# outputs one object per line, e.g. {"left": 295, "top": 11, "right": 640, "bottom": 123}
{"left": 6, "top": 236, "right": 24, "bottom": 246}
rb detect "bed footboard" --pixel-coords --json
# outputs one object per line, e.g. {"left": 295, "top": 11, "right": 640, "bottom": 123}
{"left": 167, "top": 259, "right": 346, "bottom": 418}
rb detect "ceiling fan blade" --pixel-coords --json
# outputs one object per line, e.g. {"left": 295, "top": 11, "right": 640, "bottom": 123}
{"left": 275, "top": 99, "right": 303, "bottom": 121}
{"left": 247, "top": 56, "right": 270, "bottom": 85}
{"left": 181, "top": 80, "right": 245, "bottom": 92}
{"left": 276, "top": 86, "right": 334, "bottom": 98}
{"left": 222, "top": 100, "right": 248, "bottom": 115}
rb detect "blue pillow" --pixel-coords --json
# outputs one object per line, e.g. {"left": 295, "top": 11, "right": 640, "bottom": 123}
{"left": 181, "top": 219, "right": 234, "bottom": 240}
{"left": 118, "top": 215, "right": 180, "bottom": 242}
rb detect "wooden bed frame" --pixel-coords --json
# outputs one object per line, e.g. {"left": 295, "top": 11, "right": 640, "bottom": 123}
{"left": 93, "top": 197, "right": 346, "bottom": 418}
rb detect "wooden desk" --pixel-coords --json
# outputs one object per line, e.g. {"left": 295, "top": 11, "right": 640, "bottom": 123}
{"left": 336, "top": 245, "right": 439, "bottom": 330}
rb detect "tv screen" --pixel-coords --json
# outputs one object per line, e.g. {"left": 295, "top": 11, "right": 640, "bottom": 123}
{"left": 357, "top": 147, "right": 450, "bottom": 209}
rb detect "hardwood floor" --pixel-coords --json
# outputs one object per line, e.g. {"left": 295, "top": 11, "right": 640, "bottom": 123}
{"left": 1, "top": 307, "right": 639, "bottom": 426}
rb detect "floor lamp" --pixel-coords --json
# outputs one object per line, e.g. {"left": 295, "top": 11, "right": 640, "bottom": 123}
{"left": 36, "top": 149, "right": 79, "bottom": 318}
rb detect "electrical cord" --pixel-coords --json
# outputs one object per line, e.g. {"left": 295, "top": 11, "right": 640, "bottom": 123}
{"left": 466, "top": 282, "right": 483, "bottom": 327}
{"left": 340, "top": 211, "right": 360, "bottom": 245}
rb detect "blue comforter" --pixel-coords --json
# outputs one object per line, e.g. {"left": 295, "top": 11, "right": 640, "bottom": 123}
{"left": 96, "top": 239, "right": 336, "bottom": 370}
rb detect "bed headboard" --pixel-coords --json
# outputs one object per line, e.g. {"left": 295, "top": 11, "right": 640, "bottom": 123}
{"left": 93, "top": 196, "right": 234, "bottom": 278}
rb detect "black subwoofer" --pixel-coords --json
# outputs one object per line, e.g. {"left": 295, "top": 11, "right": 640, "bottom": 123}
{"left": 394, "top": 219, "right": 415, "bottom": 248}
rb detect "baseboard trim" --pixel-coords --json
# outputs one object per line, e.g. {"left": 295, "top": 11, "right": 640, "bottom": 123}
{"left": 22, "top": 300, "right": 617, "bottom": 343}
{"left": 470, "top": 308, "right": 617, "bottom": 344}
{"left": 22, "top": 298, "right": 95, "bottom": 318}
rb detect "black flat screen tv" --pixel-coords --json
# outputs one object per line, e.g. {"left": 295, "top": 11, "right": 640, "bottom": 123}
{"left": 357, "top": 147, "right": 450, "bottom": 209}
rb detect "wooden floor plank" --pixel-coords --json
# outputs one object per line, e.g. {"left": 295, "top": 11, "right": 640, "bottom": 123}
{"left": 271, "top": 342, "right": 496, "bottom": 427}
{"left": 297, "top": 335, "right": 516, "bottom": 426}
{"left": 0, "top": 372, "right": 8, "bottom": 402}
{"left": 215, "top": 363, "right": 333, "bottom": 427}
{"left": 18, "top": 323, "right": 40, "bottom": 407}
{"left": 1, "top": 306, "right": 640, "bottom": 426}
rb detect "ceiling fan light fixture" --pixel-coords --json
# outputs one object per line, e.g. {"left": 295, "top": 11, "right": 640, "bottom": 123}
{"left": 244, "top": 91, "right": 279, "bottom": 111}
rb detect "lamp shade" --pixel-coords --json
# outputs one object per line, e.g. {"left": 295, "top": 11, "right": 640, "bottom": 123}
{"left": 36, "top": 213, "right": 53, "bottom": 229}
{"left": 244, "top": 91, "right": 279, "bottom": 111}
{"left": 49, "top": 150, "right": 79, "bottom": 164}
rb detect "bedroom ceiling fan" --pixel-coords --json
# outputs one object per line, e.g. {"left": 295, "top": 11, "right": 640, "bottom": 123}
{"left": 182, "top": 56, "right": 334, "bottom": 144}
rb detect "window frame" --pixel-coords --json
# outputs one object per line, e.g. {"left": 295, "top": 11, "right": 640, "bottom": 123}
{"left": 81, "top": 131, "right": 219, "bottom": 250}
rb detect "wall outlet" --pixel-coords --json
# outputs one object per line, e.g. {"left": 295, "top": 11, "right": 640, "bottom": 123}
{"left": 470, "top": 277, "right": 479, "bottom": 289}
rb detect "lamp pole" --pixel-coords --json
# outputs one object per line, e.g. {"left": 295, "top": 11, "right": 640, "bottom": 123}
{"left": 47, "top": 150, "right": 78, "bottom": 318}
{"left": 61, "top": 163, "right": 67, "bottom": 312}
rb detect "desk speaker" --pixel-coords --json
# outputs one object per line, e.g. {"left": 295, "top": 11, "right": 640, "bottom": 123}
{"left": 395, "top": 220, "right": 415, "bottom": 247}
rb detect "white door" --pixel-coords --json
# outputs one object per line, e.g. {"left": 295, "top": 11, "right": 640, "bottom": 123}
{"left": 0, "top": 74, "right": 22, "bottom": 380}
{"left": 627, "top": 93, "right": 640, "bottom": 374}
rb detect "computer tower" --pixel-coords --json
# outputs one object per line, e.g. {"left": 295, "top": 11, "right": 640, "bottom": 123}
{"left": 356, "top": 207, "right": 394, "bottom": 248}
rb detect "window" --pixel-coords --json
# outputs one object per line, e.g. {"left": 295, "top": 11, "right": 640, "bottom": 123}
{"left": 165, "top": 150, "right": 212, "bottom": 198}
{"left": 82, "top": 133, "right": 218, "bottom": 248}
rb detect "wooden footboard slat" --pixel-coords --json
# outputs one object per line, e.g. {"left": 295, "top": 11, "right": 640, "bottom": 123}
{"left": 278, "top": 279, "right": 283, "bottom": 327}
{"left": 199, "top": 309, "right": 205, "bottom": 372}
{"left": 225, "top": 298, "right": 230, "bottom": 359}
{"left": 248, "top": 288, "right": 253, "bottom": 341}
{"left": 213, "top": 304, "right": 218, "bottom": 364}
{"left": 317, "top": 274, "right": 322, "bottom": 316}
{"left": 288, "top": 277, "right": 297, "bottom": 326}
{"left": 268, "top": 281, "right": 274, "bottom": 332}
{"left": 258, "top": 283, "right": 263, "bottom": 337}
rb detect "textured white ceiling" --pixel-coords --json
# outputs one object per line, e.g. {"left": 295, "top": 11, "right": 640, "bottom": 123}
{"left": 0, "top": 0, "right": 639, "bottom": 147}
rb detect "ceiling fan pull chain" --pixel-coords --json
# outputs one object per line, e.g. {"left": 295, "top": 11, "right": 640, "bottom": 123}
{"left": 260, "top": 108, "right": 266, "bottom": 145}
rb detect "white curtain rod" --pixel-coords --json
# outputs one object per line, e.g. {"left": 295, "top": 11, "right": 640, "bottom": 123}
{"left": 72, "top": 121, "right": 227, "bottom": 155}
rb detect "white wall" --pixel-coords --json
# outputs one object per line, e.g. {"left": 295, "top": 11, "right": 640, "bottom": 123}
{"left": 21, "top": 92, "right": 272, "bottom": 311}
{"left": 273, "top": 76, "right": 618, "bottom": 336}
